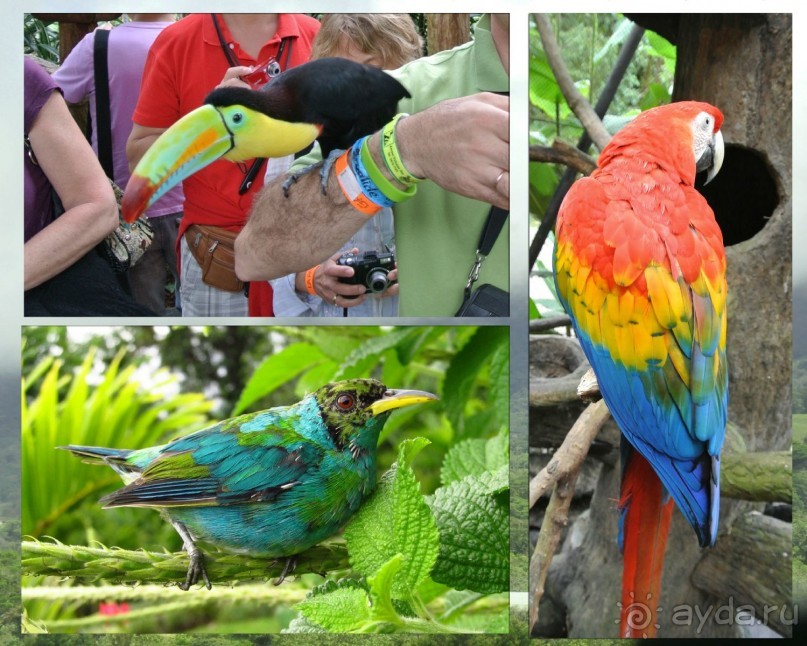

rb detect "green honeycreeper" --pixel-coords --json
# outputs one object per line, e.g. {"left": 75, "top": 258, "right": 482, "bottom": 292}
{"left": 61, "top": 378, "right": 437, "bottom": 590}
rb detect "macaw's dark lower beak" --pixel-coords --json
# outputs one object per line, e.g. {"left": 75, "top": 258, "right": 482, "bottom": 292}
{"left": 369, "top": 389, "right": 439, "bottom": 416}
{"left": 121, "top": 101, "right": 320, "bottom": 222}
{"left": 697, "top": 130, "right": 725, "bottom": 186}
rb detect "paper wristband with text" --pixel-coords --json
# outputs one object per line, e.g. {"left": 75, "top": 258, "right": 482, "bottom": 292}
{"left": 334, "top": 149, "right": 381, "bottom": 216}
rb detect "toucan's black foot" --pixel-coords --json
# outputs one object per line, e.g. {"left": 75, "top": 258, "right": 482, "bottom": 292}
{"left": 273, "top": 556, "right": 297, "bottom": 585}
{"left": 171, "top": 519, "right": 212, "bottom": 591}
{"left": 282, "top": 162, "right": 323, "bottom": 198}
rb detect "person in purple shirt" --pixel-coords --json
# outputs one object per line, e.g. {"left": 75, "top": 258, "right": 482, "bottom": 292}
{"left": 54, "top": 14, "right": 183, "bottom": 314}
{"left": 24, "top": 56, "right": 152, "bottom": 315}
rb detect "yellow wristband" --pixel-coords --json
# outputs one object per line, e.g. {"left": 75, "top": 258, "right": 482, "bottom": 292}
{"left": 334, "top": 149, "right": 381, "bottom": 216}
{"left": 381, "top": 113, "right": 423, "bottom": 185}
{"left": 304, "top": 265, "right": 319, "bottom": 295}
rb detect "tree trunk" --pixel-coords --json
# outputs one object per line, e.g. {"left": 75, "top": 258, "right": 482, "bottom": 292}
{"left": 426, "top": 14, "right": 470, "bottom": 54}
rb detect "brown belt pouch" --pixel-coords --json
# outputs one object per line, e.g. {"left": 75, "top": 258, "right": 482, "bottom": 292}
{"left": 184, "top": 224, "right": 244, "bottom": 293}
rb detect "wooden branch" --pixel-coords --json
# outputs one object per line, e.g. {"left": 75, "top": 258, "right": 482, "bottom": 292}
{"left": 529, "top": 400, "right": 611, "bottom": 507}
{"left": 529, "top": 400, "right": 611, "bottom": 633}
{"left": 528, "top": 315, "right": 572, "bottom": 334}
{"left": 532, "top": 14, "right": 612, "bottom": 151}
{"left": 529, "top": 365, "right": 590, "bottom": 407}
{"left": 530, "top": 141, "right": 598, "bottom": 176}
{"left": 692, "top": 512, "right": 793, "bottom": 637}
{"left": 721, "top": 451, "right": 791, "bottom": 502}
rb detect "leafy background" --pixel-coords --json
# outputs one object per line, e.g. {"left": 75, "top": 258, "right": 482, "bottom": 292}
{"left": 529, "top": 14, "right": 676, "bottom": 318}
{"left": 21, "top": 325, "right": 509, "bottom": 634}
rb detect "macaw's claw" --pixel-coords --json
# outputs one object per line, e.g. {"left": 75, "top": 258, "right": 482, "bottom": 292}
{"left": 273, "top": 556, "right": 297, "bottom": 585}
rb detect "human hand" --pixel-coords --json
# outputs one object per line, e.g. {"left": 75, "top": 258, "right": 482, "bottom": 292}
{"left": 381, "top": 267, "right": 399, "bottom": 298}
{"left": 313, "top": 248, "right": 367, "bottom": 308}
{"left": 216, "top": 66, "right": 255, "bottom": 89}
{"left": 395, "top": 93, "right": 509, "bottom": 209}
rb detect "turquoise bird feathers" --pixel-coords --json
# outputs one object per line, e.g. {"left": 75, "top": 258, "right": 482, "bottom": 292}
{"left": 61, "top": 379, "right": 437, "bottom": 590}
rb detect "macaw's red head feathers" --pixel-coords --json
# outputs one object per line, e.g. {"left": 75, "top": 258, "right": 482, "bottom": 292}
{"left": 597, "top": 101, "right": 725, "bottom": 187}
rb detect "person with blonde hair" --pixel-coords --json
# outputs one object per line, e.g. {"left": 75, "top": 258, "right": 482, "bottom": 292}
{"left": 311, "top": 14, "right": 423, "bottom": 69}
{"left": 269, "top": 14, "right": 423, "bottom": 317}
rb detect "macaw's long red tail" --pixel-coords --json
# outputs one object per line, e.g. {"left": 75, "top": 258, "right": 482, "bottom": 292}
{"left": 619, "top": 448, "right": 675, "bottom": 638}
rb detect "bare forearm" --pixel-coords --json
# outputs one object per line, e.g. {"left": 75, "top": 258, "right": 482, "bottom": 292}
{"left": 127, "top": 127, "right": 163, "bottom": 172}
{"left": 24, "top": 201, "right": 118, "bottom": 289}
{"left": 235, "top": 170, "right": 368, "bottom": 281}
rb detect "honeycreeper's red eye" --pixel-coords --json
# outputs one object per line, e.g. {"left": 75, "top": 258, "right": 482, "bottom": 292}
{"left": 336, "top": 394, "right": 355, "bottom": 410}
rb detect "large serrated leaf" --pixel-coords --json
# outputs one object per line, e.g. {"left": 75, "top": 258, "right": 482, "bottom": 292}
{"left": 232, "top": 343, "right": 326, "bottom": 415}
{"left": 428, "top": 473, "right": 509, "bottom": 594}
{"left": 296, "top": 586, "right": 371, "bottom": 632}
{"left": 442, "top": 327, "right": 508, "bottom": 435}
{"left": 344, "top": 438, "right": 439, "bottom": 599}
{"left": 441, "top": 430, "right": 509, "bottom": 485}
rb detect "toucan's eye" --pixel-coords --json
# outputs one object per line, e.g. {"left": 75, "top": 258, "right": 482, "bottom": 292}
{"left": 336, "top": 394, "right": 355, "bottom": 411}
{"left": 232, "top": 112, "right": 243, "bottom": 124}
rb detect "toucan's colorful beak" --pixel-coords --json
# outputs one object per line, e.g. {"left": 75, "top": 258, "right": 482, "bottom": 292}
{"left": 122, "top": 105, "right": 235, "bottom": 222}
{"left": 369, "top": 389, "right": 439, "bottom": 416}
{"left": 121, "top": 102, "right": 320, "bottom": 222}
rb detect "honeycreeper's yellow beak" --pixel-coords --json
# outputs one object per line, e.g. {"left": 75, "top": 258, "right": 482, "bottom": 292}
{"left": 121, "top": 103, "right": 320, "bottom": 222}
{"left": 369, "top": 389, "right": 439, "bottom": 416}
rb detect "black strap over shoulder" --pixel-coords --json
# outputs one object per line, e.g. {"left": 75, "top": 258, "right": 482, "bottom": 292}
{"left": 93, "top": 28, "right": 114, "bottom": 180}
{"left": 477, "top": 206, "right": 508, "bottom": 256}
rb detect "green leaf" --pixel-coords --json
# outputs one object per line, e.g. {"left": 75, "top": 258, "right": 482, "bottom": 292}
{"left": 428, "top": 473, "right": 510, "bottom": 594}
{"left": 232, "top": 342, "right": 326, "bottom": 414}
{"left": 296, "top": 586, "right": 371, "bottom": 632}
{"left": 489, "top": 343, "right": 510, "bottom": 429}
{"left": 442, "top": 327, "right": 508, "bottom": 435}
{"left": 441, "top": 431, "right": 508, "bottom": 485}
{"left": 344, "top": 438, "right": 439, "bottom": 599}
{"left": 367, "top": 554, "right": 404, "bottom": 624}
{"left": 334, "top": 328, "right": 416, "bottom": 379}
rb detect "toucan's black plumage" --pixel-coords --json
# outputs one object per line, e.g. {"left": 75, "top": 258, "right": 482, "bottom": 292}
{"left": 205, "top": 57, "right": 410, "bottom": 158}
{"left": 122, "top": 57, "right": 410, "bottom": 221}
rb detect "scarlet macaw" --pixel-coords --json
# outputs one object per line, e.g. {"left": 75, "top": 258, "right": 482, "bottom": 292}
{"left": 553, "top": 101, "right": 727, "bottom": 637}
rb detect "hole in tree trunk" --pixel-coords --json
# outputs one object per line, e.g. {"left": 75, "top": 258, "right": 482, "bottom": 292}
{"left": 695, "top": 143, "right": 779, "bottom": 247}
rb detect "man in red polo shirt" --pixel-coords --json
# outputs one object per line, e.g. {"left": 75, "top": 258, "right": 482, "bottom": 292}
{"left": 128, "top": 13, "right": 319, "bottom": 316}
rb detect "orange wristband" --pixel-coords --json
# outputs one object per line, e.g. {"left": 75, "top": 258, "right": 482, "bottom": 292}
{"left": 304, "top": 265, "right": 319, "bottom": 295}
{"left": 334, "top": 149, "right": 381, "bottom": 216}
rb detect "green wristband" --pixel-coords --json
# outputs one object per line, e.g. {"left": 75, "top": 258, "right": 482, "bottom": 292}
{"left": 381, "top": 113, "right": 423, "bottom": 185}
{"left": 359, "top": 136, "right": 417, "bottom": 203}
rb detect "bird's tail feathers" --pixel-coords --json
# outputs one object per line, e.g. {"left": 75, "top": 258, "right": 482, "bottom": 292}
{"left": 59, "top": 445, "right": 139, "bottom": 478}
{"left": 618, "top": 448, "right": 674, "bottom": 638}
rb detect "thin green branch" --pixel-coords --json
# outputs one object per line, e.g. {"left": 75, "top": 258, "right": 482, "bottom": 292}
{"left": 22, "top": 539, "right": 350, "bottom": 588}
{"left": 23, "top": 583, "right": 310, "bottom": 604}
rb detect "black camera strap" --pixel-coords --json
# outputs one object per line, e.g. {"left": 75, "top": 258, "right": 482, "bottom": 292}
{"left": 210, "top": 14, "right": 292, "bottom": 194}
{"left": 463, "top": 205, "right": 508, "bottom": 301}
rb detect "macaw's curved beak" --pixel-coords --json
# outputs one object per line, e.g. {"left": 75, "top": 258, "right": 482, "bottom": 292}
{"left": 698, "top": 130, "right": 725, "bottom": 186}
{"left": 121, "top": 102, "right": 320, "bottom": 222}
{"left": 370, "top": 389, "right": 439, "bottom": 416}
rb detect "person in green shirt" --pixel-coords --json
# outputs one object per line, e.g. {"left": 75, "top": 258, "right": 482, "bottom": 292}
{"left": 235, "top": 14, "right": 509, "bottom": 316}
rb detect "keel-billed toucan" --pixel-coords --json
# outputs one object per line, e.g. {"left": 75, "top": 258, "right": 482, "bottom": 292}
{"left": 121, "top": 57, "right": 410, "bottom": 222}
